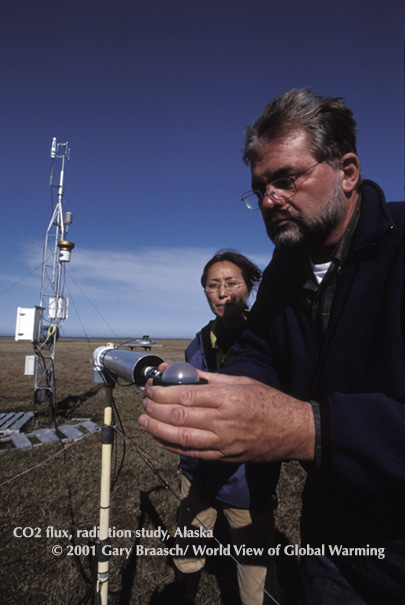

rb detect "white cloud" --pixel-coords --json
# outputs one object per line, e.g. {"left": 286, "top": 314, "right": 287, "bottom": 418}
{"left": 1, "top": 242, "right": 272, "bottom": 338}
{"left": 70, "top": 245, "right": 213, "bottom": 304}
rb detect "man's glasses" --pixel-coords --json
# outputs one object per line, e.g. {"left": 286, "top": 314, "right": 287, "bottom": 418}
{"left": 241, "top": 162, "right": 321, "bottom": 210}
{"left": 205, "top": 281, "right": 244, "bottom": 293}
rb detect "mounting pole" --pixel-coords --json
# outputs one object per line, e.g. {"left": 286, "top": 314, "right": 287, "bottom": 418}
{"left": 96, "top": 380, "right": 114, "bottom": 605}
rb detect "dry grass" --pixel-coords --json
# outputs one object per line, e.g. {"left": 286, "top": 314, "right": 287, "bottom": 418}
{"left": 0, "top": 338, "right": 305, "bottom": 604}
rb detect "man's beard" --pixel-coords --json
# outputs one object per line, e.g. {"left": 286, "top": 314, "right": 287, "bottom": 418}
{"left": 265, "top": 180, "right": 344, "bottom": 249}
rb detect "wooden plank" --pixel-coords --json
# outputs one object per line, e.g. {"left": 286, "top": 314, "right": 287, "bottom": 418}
{"left": 0, "top": 413, "right": 17, "bottom": 430}
{"left": 34, "top": 429, "right": 60, "bottom": 444}
{"left": 57, "top": 424, "right": 84, "bottom": 441}
{"left": 10, "top": 432, "right": 32, "bottom": 450}
{"left": 9, "top": 411, "right": 32, "bottom": 431}
{"left": 1, "top": 417, "right": 98, "bottom": 451}
{"left": 79, "top": 420, "right": 100, "bottom": 433}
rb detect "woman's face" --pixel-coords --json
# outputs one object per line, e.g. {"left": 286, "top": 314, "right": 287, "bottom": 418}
{"left": 204, "top": 261, "right": 249, "bottom": 326}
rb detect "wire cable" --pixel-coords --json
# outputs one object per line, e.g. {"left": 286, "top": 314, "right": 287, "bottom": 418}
{"left": 113, "top": 426, "right": 281, "bottom": 605}
{"left": 0, "top": 263, "right": 43, "bottom": 298}
{"left": 65, "top": 280, "right": 92, "bottom": 344}
{"left": 0, "top": 430, "right": 98, "bottom": 487}
{"left": 0, "top": 381, "right": 280, "bottom": 603}
{"left": 67, "top": 273, "right": 122, "bottom": 341}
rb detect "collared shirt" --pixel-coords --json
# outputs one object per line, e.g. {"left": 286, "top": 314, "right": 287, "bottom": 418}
{"left": 302, "top": 195, "right": 362, "bottom": 340}
{"left": 301, "top": 195, "right": 362, "bottom": 470}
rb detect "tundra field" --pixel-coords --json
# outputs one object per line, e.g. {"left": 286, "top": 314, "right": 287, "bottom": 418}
{"left": 0, "top": 337, "right": 305, "bottom": 604}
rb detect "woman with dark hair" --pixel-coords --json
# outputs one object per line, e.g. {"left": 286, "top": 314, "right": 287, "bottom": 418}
{"left": 173, "top": 250, "right": 282, "bottom": 605}
{"left": 190, "top": 250, "right": 262, "bottom": 372}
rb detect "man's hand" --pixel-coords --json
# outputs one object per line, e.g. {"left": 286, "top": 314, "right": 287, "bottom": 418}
{"left": 139, "top": 371, "right": 315, "bottom": 463}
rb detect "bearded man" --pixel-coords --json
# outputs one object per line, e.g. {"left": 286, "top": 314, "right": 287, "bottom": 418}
{"left": 140, "top": 89, "right": 405, "bottom": 604}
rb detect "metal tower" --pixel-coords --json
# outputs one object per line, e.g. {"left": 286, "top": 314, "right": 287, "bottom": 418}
{"left": 15, "top": 138, "right": 75, "bottom": 413}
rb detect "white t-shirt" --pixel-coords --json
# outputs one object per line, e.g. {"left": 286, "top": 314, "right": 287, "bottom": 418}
{"left": 310, "top": 259, "right": 332, "bottom": 285}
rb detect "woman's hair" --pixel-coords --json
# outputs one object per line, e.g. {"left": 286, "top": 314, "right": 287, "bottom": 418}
{"left": 242, "top": 88, "right": 359, "bottom": 172}
{"left": 200, "top": 249, "right": 262, "bottom": 292}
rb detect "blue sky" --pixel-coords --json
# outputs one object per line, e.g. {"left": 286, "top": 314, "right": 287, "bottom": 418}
{"left": 1, "top": 0, "right": 404, "bottom": 339}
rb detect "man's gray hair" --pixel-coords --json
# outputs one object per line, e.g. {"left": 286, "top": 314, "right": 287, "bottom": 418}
{"left": 243, "top": 88, "right": 359, "bottom": 168}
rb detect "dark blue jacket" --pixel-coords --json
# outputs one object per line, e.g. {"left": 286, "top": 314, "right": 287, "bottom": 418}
{"left": 181, "top": 324, "right": 279, "bottom": 509}
{"left": 222, "top": 181, "right": 405, "bottom": 602}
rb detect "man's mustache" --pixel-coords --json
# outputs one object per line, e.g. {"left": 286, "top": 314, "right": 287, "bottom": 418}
{"left": 267, "top": 207, "right": 302, "bottom": 224}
